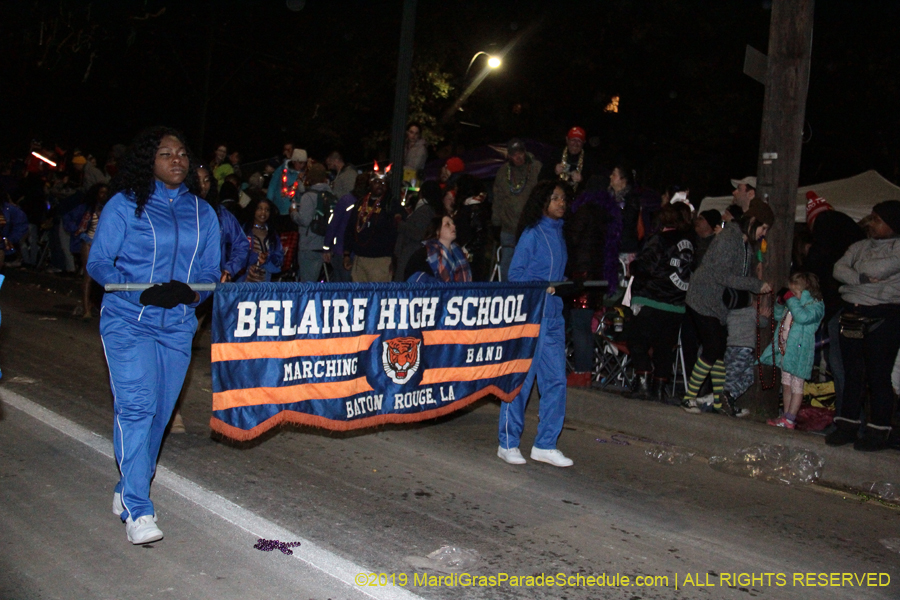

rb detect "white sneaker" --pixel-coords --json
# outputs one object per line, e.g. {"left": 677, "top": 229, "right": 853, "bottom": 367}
{"left": 113, "top": 492, "right": 157, "bottom": 521}
{"left": 530, "top": 447, "right": 574, "bottom": 467}
{"left": 170, "top": 411, "right": 186, "bottom": 434}
{"left": 497, "top": 446, "right": 526, "bottom": 465}
{"left": 125, "top": 515, "right": 163, "bottom": 544}
{"left": 681, "top": 393, "right": 714, "bottom": 414}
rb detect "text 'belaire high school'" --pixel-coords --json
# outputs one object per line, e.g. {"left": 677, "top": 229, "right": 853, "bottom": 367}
{"left": 232, "top": 294, "right": 531, "bottom": 338}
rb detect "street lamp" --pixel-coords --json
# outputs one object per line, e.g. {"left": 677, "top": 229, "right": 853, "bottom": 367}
{"left": 464, "top": 51, "right": 502, "bottom": 79}
{"left": 443, "top": 51, "right": 502, "bottom": 123}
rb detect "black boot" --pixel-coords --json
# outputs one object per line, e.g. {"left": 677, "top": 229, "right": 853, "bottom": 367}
{"left": 625, "top": 373, "right": 651, "bottom": 400}
{"left": 825, "top": 417, "right": 859, "bottom": 446}
{"left": 854, "top": 425, "right": 890, "bottom": 452}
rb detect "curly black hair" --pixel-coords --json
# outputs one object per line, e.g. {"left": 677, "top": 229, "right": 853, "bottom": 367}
{"left": 110, "top": 126, "right": 199, "bottom": 217}
{"left": 515, "top": 180, "right": 570, "bottom": 241}
{"left": 242, "top": 197, "right": 280, "bottom": 251}
{"left": 84, "top": 182, "right": 109, "bottom": 213}
{"left": 196, "top": 165, "right": 219, "bottom": 208}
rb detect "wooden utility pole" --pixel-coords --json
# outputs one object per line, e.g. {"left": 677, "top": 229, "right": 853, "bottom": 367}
{"left": 745, "top": 0, "right": 815, "bottom": 414}
{"left": 756, "top": 0, "right": 815, "bottom": 289}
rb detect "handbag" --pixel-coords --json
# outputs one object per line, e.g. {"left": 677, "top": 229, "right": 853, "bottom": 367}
{"left": 839, "top": 311, "right": 884, "bottom": 339}
{"left": 722, "top": 288, "right": 752, "bottom": 310}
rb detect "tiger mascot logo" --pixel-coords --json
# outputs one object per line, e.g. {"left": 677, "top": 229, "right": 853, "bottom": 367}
{"left": 382, "top": 336, "right": 422, "bottom": 384}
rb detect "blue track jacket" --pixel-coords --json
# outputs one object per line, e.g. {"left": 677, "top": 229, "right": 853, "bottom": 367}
{"left": 1, "top": 201, "right": 29, "bottom": 252}
{"left": 87, "top": 181, "right": 221, "bottom": 327}
{"left": 509, "top": 215, "right": 567, "bottom": 313}
{"left": 216, "top": 206, "right": 250, "bottom": 278}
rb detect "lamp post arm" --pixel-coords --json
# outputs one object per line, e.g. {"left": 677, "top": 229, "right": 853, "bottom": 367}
{"left": 464, "top": 51, "right": 489, "bottom": 79}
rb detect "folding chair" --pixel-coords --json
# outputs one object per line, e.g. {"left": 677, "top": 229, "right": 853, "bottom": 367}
{"left": 591, "top": 309, "right": 634, "bottom": 391}
{"left": 667, "top": 326, "right": 689, "bottom": 399}
{"left": 593, "top": 337, "right": 634, "bottom": 391}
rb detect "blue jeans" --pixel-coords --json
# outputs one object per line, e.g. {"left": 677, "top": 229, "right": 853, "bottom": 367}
{"left": 827, "top": 311, "right": 845, "bottom": 414}
{"left": 499, "top": 231, "right": 516, "bottom": 283}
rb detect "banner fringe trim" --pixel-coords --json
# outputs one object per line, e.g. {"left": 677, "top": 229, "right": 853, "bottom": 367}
{"left": 209, "top": 384, "right": 523, "bottom": 442}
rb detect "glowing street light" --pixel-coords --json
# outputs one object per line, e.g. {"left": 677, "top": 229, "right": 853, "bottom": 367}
{"left": 465, "top": 51, "right": 502, "bottom": 79}
{"left": 443, "top": 51, "right": 503, "bottom": 123}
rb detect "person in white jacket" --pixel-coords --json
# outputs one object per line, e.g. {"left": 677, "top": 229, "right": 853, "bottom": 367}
{"left": 826, "top": 200, "right": 900, "bottom": 452}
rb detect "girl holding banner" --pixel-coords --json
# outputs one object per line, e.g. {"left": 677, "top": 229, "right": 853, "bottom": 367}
{"left": 498, "top": 181, "right": 574, "bottom": 467}
{"left": 87, "top": 127, "right": 221, "bottom": 544}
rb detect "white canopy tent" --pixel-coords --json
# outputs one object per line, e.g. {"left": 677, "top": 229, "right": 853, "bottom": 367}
{"left": 699, "top": 170, "right": 900, "bottom": 223}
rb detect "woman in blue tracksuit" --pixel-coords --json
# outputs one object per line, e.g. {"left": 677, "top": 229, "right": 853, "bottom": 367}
{"left": 498, "top": 181, "right": 574, "bottom": 468}
{"left": 87, "top": 127, "right": 220, "bottom": 545}
{"left": 196, "top": 164, "right": 250, "bottom": 282}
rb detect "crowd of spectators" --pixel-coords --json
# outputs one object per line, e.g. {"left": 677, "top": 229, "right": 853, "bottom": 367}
{"left": 1, "top": 123, "right": 898, "bottom": 453}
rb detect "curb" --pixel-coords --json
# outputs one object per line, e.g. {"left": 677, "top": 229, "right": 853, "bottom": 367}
{"left": 563, "top": 386, "right": 899, "bottom": 493}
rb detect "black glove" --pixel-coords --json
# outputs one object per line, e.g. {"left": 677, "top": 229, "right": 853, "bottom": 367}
{"left": 139, "top": 280, "right": 196, "bottom": 309}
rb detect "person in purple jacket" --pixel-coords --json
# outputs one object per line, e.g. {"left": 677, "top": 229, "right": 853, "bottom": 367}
{"left": 87, "top": 127, "right": 220, "bottom": 545}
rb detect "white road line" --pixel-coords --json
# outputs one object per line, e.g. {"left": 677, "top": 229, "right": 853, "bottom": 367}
{"left": 1, "top": 388, "right": 424, "bottom": 600}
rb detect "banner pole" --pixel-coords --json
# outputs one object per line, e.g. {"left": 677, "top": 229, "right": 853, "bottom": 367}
{"left": 105, "top": 283, "right": 219, "bottom": 292}
{"left": 106, "top": 281, "right": 607, "bottom": 292}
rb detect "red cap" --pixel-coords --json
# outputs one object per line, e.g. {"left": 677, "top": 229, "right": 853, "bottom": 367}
{"left": 445, "top": 157, "right": 465, "bottom": 174}
{"left": 805, "top": 190, "right": 833, "bottom": 227}
{"left": 567, "top": 127, "right": 586, "bottom": 142}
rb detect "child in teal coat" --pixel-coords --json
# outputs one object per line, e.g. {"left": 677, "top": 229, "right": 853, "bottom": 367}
{"left": 760, "top": 272, "right": 825, "bottom": 429}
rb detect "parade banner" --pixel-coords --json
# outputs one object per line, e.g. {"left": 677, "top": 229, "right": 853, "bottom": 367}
{"left": 210, "top": 282, "right": 547, "bottom": 440}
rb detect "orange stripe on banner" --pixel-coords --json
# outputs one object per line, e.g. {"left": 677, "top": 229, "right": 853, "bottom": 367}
{"left": 209, "top": 384, "right": 523, "bottom": 441}
{"left": 212, "top": 334, "right": 380, "bottom": 363}
{"left": 420, "top": 359, "right": 532, "bottom": 385}
{"left": 421, "top": 324, "right": 540, "bottom": 346}
{"left": 212, "top": 377, "right": 373, "bottom": 411}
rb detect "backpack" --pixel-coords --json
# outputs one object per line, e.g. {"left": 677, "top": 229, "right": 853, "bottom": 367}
{"left": 309, "top": 189, "right": 337, "bottom": 237}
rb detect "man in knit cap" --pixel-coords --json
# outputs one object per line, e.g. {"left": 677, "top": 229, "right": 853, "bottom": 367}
{"left": 804, "top": 190, "right": 864, "bottom": 416}
{"left": 805, "top": 190, "right": 833, "bottom": 229}
{"left": 439, "top": 157, "right": 465, "bottom": 189}
{"left": 492, "top": 139, "right": 542, "bottom": 281}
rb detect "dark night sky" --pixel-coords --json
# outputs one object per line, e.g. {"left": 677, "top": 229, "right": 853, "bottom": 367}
{"left": 2, "top": 0, "right": 898, "bottom": 198}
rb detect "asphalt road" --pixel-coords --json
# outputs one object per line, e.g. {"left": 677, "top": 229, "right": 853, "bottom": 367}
{"left": 1, "top": 277, "right": 898, "bottom": 600}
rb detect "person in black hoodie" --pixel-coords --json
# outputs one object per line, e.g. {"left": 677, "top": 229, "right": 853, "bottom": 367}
{"left": 625, "top": 203, "right": 695, "bottom": 401}
{"left": 803, "top": 192, "right": 864, "bottom": 414}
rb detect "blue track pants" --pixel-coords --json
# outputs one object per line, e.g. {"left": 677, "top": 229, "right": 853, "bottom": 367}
{"left": 498, "top": 314, "right": 567, "bottom": 450}
{"left": 100, "top": 308, "right": 194, "bottom": 521}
